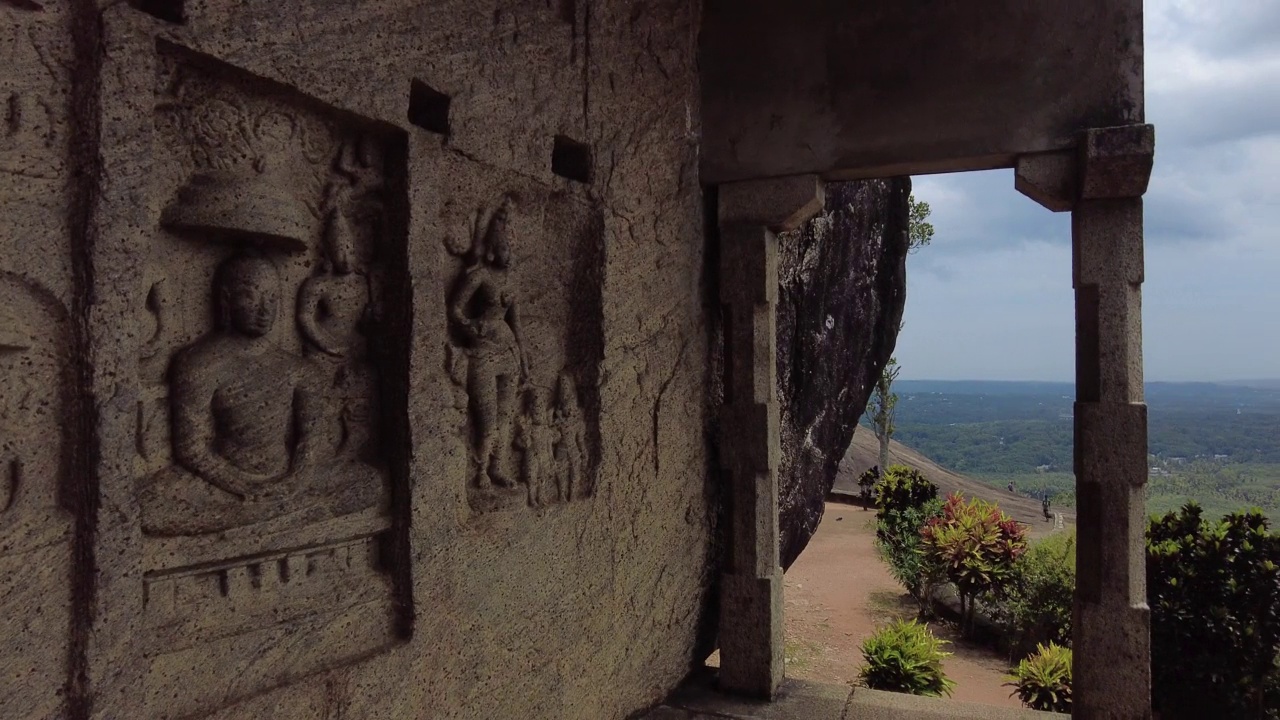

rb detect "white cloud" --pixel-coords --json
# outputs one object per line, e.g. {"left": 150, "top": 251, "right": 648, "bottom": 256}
{"left": 897, "top": 6, "right": 1280, "bottom": 381}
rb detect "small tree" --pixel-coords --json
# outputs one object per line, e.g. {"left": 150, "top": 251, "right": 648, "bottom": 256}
{"left": 874, "top": 466, "right": 944, "bottom": 612}
{"left": 908, "top": 194, "right": 934, "bottom": 253}
{"left": 866, "top": 358, "right": 901, "bottom": 472}
{"left": 921, "top": 493, "right": 1028, "bottom": 636}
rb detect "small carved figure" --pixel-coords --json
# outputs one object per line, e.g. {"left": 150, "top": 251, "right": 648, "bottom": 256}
{"left": 297, "top": 212, "right": 371, "bottom": 357}
{"left": 515, "top": 387, "right": 558, "bottom": 507}
{"left": 449, "top": 195, "right": 529, "bottom": 491}
{"left": 552, "top": 372, "right": 588, "bottom": 501}
{"left": 297, "top": 139, "right": 382, "bottom": 460}
{"left": 141, "top": 252, "right": 382, "bottom": 536}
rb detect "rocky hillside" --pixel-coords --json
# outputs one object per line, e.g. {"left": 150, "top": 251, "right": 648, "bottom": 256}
{"left": 836, "top": 428, "right": 1071, "bottom": 532}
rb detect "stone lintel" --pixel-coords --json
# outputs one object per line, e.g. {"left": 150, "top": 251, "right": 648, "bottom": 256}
{"left": 1014, "top": 151, "right": 1077, "bottom": 212}
{"left": 718, "top": 175, "right": 825, "bottom": 233}
{"left": 718, "top": 574, "right": 784, "bottom": 699}
{"left": 1079, "top": 124, "right": 1155, "bottom": 200}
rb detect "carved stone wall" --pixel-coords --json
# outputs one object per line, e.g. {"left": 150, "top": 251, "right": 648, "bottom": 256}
{"left": 438, "top": 157, "right": 604, "bottom": 514}
{"left": 0, "top": 1, "right": 711, "bottom": 719}
{"left": 129, "top": 43, "right": 411, "bottom": 717}
{"left": 0, "top": 4, "right": 75, "bottom": 720}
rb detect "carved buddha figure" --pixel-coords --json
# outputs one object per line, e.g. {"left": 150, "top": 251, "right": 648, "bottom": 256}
{"left": 141, "top": 252, "right": 382, "bottom": 536}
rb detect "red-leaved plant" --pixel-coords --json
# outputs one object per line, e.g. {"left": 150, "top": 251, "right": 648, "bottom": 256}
{"left": 921, "top": 493, "right": 1029, "bottom": 636}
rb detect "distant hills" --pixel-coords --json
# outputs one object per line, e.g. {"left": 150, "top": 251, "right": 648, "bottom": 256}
{"left": 870, "top": 379, "right": 1280, "bottom": 520}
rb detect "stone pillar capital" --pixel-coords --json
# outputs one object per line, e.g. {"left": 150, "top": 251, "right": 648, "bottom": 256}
{"left": 1079, "top": 124, "right": 1156, "bottom": 200}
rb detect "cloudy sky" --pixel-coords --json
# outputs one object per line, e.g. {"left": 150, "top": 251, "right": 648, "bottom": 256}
{"left": 895, "top": 0, "right": 1280, "bottom": 382}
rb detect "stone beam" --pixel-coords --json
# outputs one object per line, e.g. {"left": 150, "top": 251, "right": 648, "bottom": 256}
{"left": 1070, "top": 124, "right": 1155, "bottom": 720}
{"left": 1015, "top": 151, "right": 1076, "bottom": 213}
{"left": 717, "top": 175, "right": 823, "bottom": 699}
{"left": 700, "top": 0, "right": 1144, "bottom": 183}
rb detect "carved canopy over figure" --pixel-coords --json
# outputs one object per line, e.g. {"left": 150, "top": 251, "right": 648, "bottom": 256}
{"left": 449, "top": 194, "right": 529, "bottom": 491}
{"left": 141, "top": 252, "right": 381, "bottom": 536}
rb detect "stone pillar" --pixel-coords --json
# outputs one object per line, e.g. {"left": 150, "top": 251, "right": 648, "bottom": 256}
{"left": 1016, "top": 125, "right": 1155, "bottom": 718}
{"left": 1072, "top": 125, "right": 1155, "bottom": 720}
{"left": 715, "top": 176, "right": 823, "bottom": 699}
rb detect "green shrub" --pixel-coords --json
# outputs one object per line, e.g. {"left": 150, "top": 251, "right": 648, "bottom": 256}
{"left": 873, "top": 465, "right": 938, "bottom": 518}
{"left": 992, "top": 530, "right": 1075, "bottom": 657}
{"left": 1148, "top": 503, "right": 1280, "bottom": 720}
{"left": 921, "top": 493, "right": 1028, "bottom": 636}
{"left": 1006, "top": 642, "right": 1072, "bottom": 713}
{"left": 876, "top": 496, "right": 945, "bottom": 612}
{"left": 858, "top": 466, "right": 879, "bottom": 509}
{"left": 858, "top": 619, "right": 955, "bottom": 697}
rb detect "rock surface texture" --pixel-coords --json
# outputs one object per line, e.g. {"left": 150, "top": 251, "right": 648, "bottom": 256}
{"left": 776, "top": 179, "right": 910, "bottom": 568}
{"left": 2, "top": 2, "right": 713, "bottom": 719}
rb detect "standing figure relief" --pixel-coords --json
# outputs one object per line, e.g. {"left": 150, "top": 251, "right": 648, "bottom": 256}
{"left": 297, "top": 139, "right": 383, "bottom": 461}
{"left": 449, "top": 195, "right": 530, "bottom": 493}
{"left": 446, "top": 193, "right": 595, "bottom": 512}
{"left": 552, "top": 372, "right": 588, "bottom": 501}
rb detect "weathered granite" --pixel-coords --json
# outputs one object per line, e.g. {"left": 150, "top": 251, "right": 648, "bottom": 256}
{"left": 776, "top": 179, "right": 910, "bottom": 568}
{"left": 3, "top": 2, "right": 712, "bottom": 718}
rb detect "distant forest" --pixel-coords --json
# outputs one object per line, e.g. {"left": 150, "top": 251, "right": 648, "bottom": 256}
{"left": 867, "top": 380, "right": 1280, "bottom": 519}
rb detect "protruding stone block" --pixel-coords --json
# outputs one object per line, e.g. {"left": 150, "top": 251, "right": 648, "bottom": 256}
{"left": 720, "top": 224, "right": 778, "bottom": 307}
{"left": 719, "top": 401, "right": 781, "bottom": 474}
{"left": 1072, "top": 198, "right": 1145, "bottom": 287}
{"left": 1080, "top": 124, "right": 1156, "bottom": 200}
{"left": 718, "top": 175, "right": 824, "bottom": 232}
{"left": 718, "top": 573, "right": 784, "bottom": 699}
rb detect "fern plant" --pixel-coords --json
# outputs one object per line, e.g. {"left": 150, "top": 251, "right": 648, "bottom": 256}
{"left": 858, "top": 619, "right": 955, "bottom": 697}
{"left": 1006, "top": 642, "right": 1072, "bottom": 713}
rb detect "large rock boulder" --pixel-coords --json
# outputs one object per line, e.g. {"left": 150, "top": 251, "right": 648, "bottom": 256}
{"left": 776, "top": 179, "right": 910, "bottom": 568}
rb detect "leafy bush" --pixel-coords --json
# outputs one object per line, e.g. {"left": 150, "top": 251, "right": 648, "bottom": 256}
{"left": 858, "top": 619, "right": 955, "bottom": 697}
{"left": 921, "top": 493, "right": 1028, "bottom": 636}
{"left": 873, "top": 465, "right": 938, "bottom": 518}
{"left": 876, "top": 497, "right": 945, "bottom": 612}
{"left": 1006, "top": 642, "right": 1072, "bottom": 713}
{"left": 991, "top": 530, "right": 1075, "bottom": 657}
{"left": 858, "top": 466, "right": 879, "bottom": 509}
{"left": 1148, "top": 503, "right": 1280, "bottom": 720}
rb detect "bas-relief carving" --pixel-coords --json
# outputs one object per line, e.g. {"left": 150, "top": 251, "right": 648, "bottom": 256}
{"left": 0, "top": 272, "right": 71, "bottom": 720}
{"left": 129, "top": 46, "right": 407, "bottom": 716}
{"left": 442, "top": 180, "right": 603, "bottom": 514}
{"left": 0, "top": 18, "right": 71, "bottom": 183}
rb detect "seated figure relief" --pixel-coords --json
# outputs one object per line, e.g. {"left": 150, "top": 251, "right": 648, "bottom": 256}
{"left": 140, "top": 252, "right": 383, "bottom": 537}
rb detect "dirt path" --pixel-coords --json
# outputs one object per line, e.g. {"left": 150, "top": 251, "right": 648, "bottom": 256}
{"left": 782, "top": 502, "right": 1024, "bottom": 708}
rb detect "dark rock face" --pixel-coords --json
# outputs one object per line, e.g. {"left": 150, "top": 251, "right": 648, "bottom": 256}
{"left": 776, "top": 179, "right": 910, "bottom": 568}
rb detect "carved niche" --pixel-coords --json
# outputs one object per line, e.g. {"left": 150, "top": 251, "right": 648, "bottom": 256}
{"left": 134, "top": 44, "right": 409, "bottom": 715}
{"left": 440, "top": 158, "right": 603, "bottom": 514}
{"left": 0, "top": 272, "right": 71, "bottom": 720}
